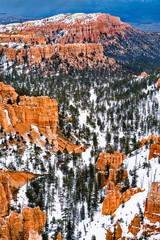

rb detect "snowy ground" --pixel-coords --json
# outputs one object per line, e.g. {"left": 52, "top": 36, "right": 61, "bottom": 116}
{"left": 78, "top": 145, "right": 160, "bottom": 240}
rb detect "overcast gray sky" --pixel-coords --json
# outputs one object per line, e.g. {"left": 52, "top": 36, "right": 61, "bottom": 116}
{"left": 0, "top": 0, "right": 160, "bottom": 23}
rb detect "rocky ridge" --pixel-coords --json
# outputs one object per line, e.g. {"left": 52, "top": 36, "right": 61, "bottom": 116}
{"left": 0, "top": 13, "right": 159, "bottom": 75}
{"left": 95, "top": 151, "right": 144, "bottom": 216}
{"left": 95, "top": 151, "right": 127, "bottom": 187}
{"left": 0, "top": 171, "right": 46, "bottom": 239}
{"left": 143, "top": 182, "right": 160, "bottom": 237}
{"left": 0, "top": 81, "right": 58, "bottom": 149}
{"left": 102, "top": 181, "right": 143, "bottom": 215}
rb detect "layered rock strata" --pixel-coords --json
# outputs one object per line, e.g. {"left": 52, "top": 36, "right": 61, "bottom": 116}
{"left": 102, "top": 181, "right": 143, "bottom": 215}
{"left": 95, "top": 151, "right": 127, "bottom": 187}
{"left": 0, "top": 171, "right": 46, "bottom": 240}
{"left": 128, "top": 214, "right": 141, "bottom": 236}
{"left": 0, "top": 82, "right": 58, "bottom": 148}
{"left": 143, "top": 182, "right": 160, "bottom": 237}
{"left": 0, "top": 206, "right": 46, "bottom": 240}
{"left": 106, "top": 221, "right": 122, "bottom": 240}
{"left": 149, "top": 144, "right": 160, "bottom": 160}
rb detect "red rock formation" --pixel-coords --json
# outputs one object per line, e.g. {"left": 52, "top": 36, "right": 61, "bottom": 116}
{"left": 106, "top": 221, "right": 122, "bottom": 240}
{"left": 95, "top": 151, "right": 126, "bottom": 187}
{"left": 0, "top": 42, "right": 113, "bottom": 73}
{"left": 0, "top": 82, "right": 18, "bottom": 102}
{"left": 0, "top": 170, "right": 39, "bottom": 202}
{"left": 57, "top": 232, "right": 62, "bottom": 240}
{"left": 102, "top": 181, "right": 143, "bottom": 215}
{"left": 57, "top": 135, "right": 87, "bottom": 154}
{"left": 0, "top": 13, "right": 132, "bottom": 74}
{"left": 0, "top": 206, "right": 46, "bottom": 240}
{"left": 140, "top": 72, "right": 148, "bottom": 78}
{"left": 143, "top": 182, "right": 160, "bottom": 237}
{"left": 149, "top": 144, "right": 160, "bottom": 160}
{"left": 102, "top": 187, "right": 120, "bottom": 215}
{"left": 0, "top": 82, "right": 58, "bottom": 148}
{"left": 0, "top": 173, "right": 11, "bottom": 217}
{"left": 0, "top": 171, "right": 46, "bottom": 240}
{"left": 0, "top": 13, "right": 131, "bottom": 45}
{"left": 140, "top": 135, "right": 160, "bottom": 147}
{"left": 96, "top": 151, "right": 126, "bottom": 171}
{"left": 128, "top": 214, "right": 141, "bottom": 236}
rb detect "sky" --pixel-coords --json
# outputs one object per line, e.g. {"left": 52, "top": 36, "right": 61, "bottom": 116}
{"left": 0, "top": 0, "right": 160, "bottom": 23}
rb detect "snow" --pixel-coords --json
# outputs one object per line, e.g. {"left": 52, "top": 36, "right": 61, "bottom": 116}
{"left": 79, "top": 109, "right": 87, "bottom": 127}
{"left": 4, "top": 109, "right": 12, "bottom": 125}
{"left": 78, "top": 144, "right": 160, "bottom": 239}
{"left": 17, "top": 183, "right": 29, "bottom": 207}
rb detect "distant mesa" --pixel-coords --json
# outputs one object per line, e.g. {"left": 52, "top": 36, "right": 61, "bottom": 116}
{"left": 0, "top": 13, "right": 159, "bottom": 75}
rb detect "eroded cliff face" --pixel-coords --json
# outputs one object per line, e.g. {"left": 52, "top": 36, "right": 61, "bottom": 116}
{"left": 0, "top": 13, "right": 143, "bottom": 75}
{"left": 95, "top": 151, "right": 127, "bottom": 187}
{"left": 0, "top": 206, "right": 46, "bottom": 240}
{"left": 0, "top": 82, "right": 58, "bottom": 149}
{"left": 102, "top": 181, "right": 143, "bottom": 215}
{"left": 95, "top": 151, "right": 126, "bottom": 171}
{"left": 143, "top": 182, "right": 160, "bottom": 237}
{"left": 106, "top": 221, "right": 122, "bottom": 240}
{"left": 0, "top": 42, "right": 118, "bottom": 75}
{"left": 128, "top": 214, "right": 141, "bottom": 237}
{"left": 96, "top": 151, "right": 144, "bottom": 216}
{"left": 0, "top": 173, "right": 11, "bottom": 217}
{"left": 0, "top": 171, "right": 46, "bottom": 240}
{"left": 149, "top": 144, "right": 160, "bottom": 160}
{"left": 0, "top": 13, "right": 159, "bottom": 75}
{"left": 0, "top": 13, "right": 130, "bottom": 45}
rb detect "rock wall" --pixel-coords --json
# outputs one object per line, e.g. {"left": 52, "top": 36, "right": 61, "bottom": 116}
{"left": 0, "top": 171, "right": 46, "bottom": 240}
{"left": 0, "top": 173, "right": 11, "bottom": 217}
{"left": 106, "top": 221, "right": 122, "bottom": 240}
{"left": 102, "top": 181, "right": 143, "bottom": 215}
{"left": 143, "top": 182, "right": 160, "bottom": 237}
{"left": 95, "top": 151, "right": 126, "bottom": 187}
{"left": 128, "top": 214, "right": 141, "bottom": 236}
{"left": 0, "top": 43, "right": 115, "bottom": 74}
{"left": 0, "top": 206, "right": 46, "bottom": 240}
{"left": 96, "top": 151, "right": 126, "bottom": 171}
{"left": 149, "top": 144, "right": 160, "bottom": 160}
{"left": 0, "top": 82, "right": 58, "bottom": 148}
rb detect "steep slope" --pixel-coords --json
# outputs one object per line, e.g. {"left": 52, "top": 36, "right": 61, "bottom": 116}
{"left": 0, "top": 68, "right": 160, "bottom": 239}
{"left": 0, "top": 171, "right": 46, "bottom": 240}
{"left": 0, "top": 81, "right": 58, "bottom": 149}
{"left": 0, "top": 13, "right": 159, "bottom": 75}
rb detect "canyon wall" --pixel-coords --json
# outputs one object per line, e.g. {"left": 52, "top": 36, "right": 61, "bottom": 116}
{"left": 102, "top": 181, "right": 143, "bottom": 215}
{"left": 0, "top": 171, "right": 46, "bottom": 240}
{"left": 149, "top": 144, "right": 160, "bottom": 160}
{"left": 143, "top": 182, "right": 160, "bottom": 237}
{"left": 0, "top": 82, "right": 58, "bottom": 148}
